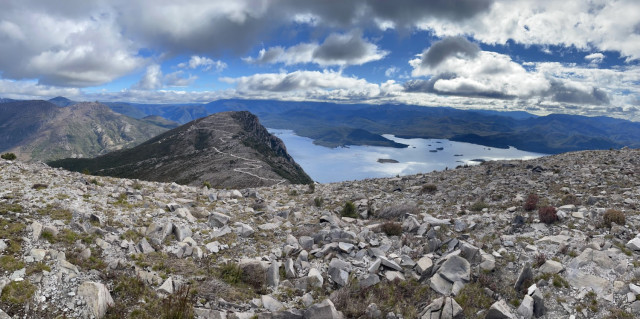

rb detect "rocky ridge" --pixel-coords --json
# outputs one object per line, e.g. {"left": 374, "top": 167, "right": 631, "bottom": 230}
{"left": 0, "top": 149, "right": 640, "bottom": 318}
{"left": 49, "top": 111, "right": 312, "bottom": 188}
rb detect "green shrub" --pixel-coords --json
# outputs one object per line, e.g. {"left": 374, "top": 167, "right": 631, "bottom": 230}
{"left": 219, "top": 262, "right": 243, "bottom": 285}
{"left": 341, "top": 201, "right": 358, "bottom": 218}
{"left": 0, "top": 255, "right": 25, "bottom": 272}
{"left": 603, "top": 209, "right": 625, "bottom": 228}
{"left": 524, "top": 194, "right": 539, "bottom": 211}
{"left": 380, "top": 222, "right": 403, "bottom": 236}
{"left": 538, "top": 206, "right": 558, "bottom": 224}
{"left": 0, "top": 153, "right": 16, "bottom": 160}
{"left": 1, "top": 280, "right": 36, "bottom": 315}
{"left": 202, "top": 181, "right": 212, "bottom": 189}
{"left": 314, "top": 197, "right": 324, "bottom": 207}
{"left": 455, "top": 282, "right": 494, "bottom": 319}
{"left": 470, "top": 201, "right": 489, "bottom": 212}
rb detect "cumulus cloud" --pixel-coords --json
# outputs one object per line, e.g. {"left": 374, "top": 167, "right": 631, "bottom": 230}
{"left": 133, "top": 64, "right": 196, "bottom": 90}
{"left": 585, "top": 53, "right": 605, "bottom": 66}
{"left": 178, "top": 56, "right": 227, "bottom": 71}
{"left": 408, "top": 37, "right": 616, "bottom": 105}
{"left": 221, "top": 70, "right": 402, "bottom": 100}
{"left": 0, "top": 4, "right": 144, "bottom": 87}
{"left": 244, "top": 31, "right": 387, "bottom": 66}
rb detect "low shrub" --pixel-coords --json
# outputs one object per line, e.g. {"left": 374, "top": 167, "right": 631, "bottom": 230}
{"left": 470, "top": 201, "right": 489, "bottom": 212}
{"left": 377, "top": 203, "right": 417, "bottom": 220}
{"left": 603, "top": 209, "right": 625, "bottom": 228}
{"left": 421, "top": 184, "right": 437, "bottom": 194}
{"left": 341, "top": 201, "right": 358, "bottom": 218}
{"left": 313, "top": 197, "right": 324, "bottom": 207}
{"left": 380, "top": 222, "right": 402, "bottom": 236}
{"left": 524, "top": 194, "right": 539, "bottom": 211}
{"left": 1, "top": 280, "right": 36, "bottom": 315}
{"left": 538, "top": 206, "right": 558, "bottom": 224}
{"left": 202, "top": 181, "right": 212, "bottom": 189}
{"left": 561, "top": 194, "right": 580, "bottom": 206}
{"left": 534, "top": 253, "right": 546, "bottom": 268}
{"left": 0, "top": 153, "right": 16, "bottom": 160}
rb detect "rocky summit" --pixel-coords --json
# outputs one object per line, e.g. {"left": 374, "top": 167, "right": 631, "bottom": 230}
{"left": 49, "top": 111, "right": 312, "bottom": 189}
{"left": 1, "top": 148, "right": 640, "bottom": 318}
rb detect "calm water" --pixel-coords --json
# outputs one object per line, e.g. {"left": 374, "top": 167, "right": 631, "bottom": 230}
{"left": 269, "top": 129, "right": 546, "bottom": 183}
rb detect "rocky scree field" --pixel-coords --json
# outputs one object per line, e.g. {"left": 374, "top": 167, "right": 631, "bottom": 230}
{"left": 0, "top": 148, "right": 640, "bottom": 318}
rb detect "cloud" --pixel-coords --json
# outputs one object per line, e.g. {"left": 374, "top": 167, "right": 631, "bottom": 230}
{"left": 0, "top": 5, "right": 144, "bottom": 87}
{"left": 408, "top": 37, "right": 616, "bottom": 105}
{"left": 178, "top": 56, "right": 227, "bottom": 71}
{"left": 133, "top": 64, "right": 196, "bottom": 90}
{"left": 419, "top": 1, "right": 640, "bottom": 60}
{"left": 221, "top": 70, "right": 402, "bottom": 100}
{"left": 244, "top": 31, "right": 387, "bottom": 66}
{"left": 585, "top": 52, "right": 604, "bottom": 66}
{"left": 417, "top": 36, "right": 480, "bottom": 68}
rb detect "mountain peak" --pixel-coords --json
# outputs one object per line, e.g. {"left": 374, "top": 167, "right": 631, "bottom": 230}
{"left": 49, "top": 111, "right": 313, "bottom": 188}
{"left": 48, "top": 96, "right": 76, "bottom": 107}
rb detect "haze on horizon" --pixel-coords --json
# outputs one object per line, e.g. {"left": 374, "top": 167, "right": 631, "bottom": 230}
{"left": 0, "top": 0, "right": 639, "bottom": 121}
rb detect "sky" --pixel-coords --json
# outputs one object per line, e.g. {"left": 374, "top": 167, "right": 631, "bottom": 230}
{"left": 1, "top": 0, "right": 640, "bottom": 120}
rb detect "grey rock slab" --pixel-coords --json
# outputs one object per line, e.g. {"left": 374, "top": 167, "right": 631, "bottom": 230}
{"left": 234, "top": 223, "right": 254, "bottom": 237}
{"left": 536, "top": 235, "right": 570, "bottom": 245}
{"left": 31, "top": 221, "right": 43, "bottom": 240}
{"left": 565, "top": 269, "right": 611, "bottom": 296}
{"left": 329, "top": 267, "right": 349, "bottom": 287}
{"left": 359, "top": 274, "right": 380, "bottom": 289}
{"left": 77, "top": 281, "right": 114, "bottom": 319}
{"left": 212, "top": 225, "right": 233, "bottom": 238}
{"left": 368, "top": 258, "right": 382, "bottom": 274}
{"left": 430, "top": 273, "right": 453, "bottom": 295}
{"left": 514, "top": 263, "right": 532, "bottom": 291}
{"left": 568, "top": 248, "right": 615, "bottom": 269}
{"left": 173, "top": 224, "right": 192, "bottom": 242}
{"left": 307, "top": 268, "right": 323, "bottom": 288}
{"left": 138, "top": 238, "right": 155, "bottom": 254}
{"left": 438, "top": 255, "right": 470, "bottom": 283}
{"left": 30, "top": 248, "right": 47, "bottom": 262}
{"left": 626, "top": 237, "right": 640, "bottom": 251}
{"left": 424, "top": 215, "right": 451, "bottom": 226}
{"left": 531, "top": 288, "right": 545, "bottom": 317}
{"left": 285, "top": 258, "right": 296, "bottom": 279}
{"left": 378, "top": 256, "right": 402, "bottom": 271}
{"left": 517, "top": 295, "right": 534, "bottom": 319}
{"left": 158, "top": 277, "right": 174, "bottom": 294}
{"left": 208, "top": 212, "right": 230, "bottom": 228}
{"left": 304, "top": 299, "right": 343, "bottom": 319}
{"left": 299, "top": 236, "right": 314, "bottom": 250}
{"left": 630, "top": 283, "right": 640, "bottom": 295}
{"left": 385, "top": 271, "right": 405, "bottom": 282}
{"left": 538, "top": 260, "right": 564, "bottom": 274}
{"left": 261, "top": 295, "right": 284, "bottom": 312}
{"left": 338, "top": 242, "right": 355, "bottom": 253}
{"left": 0, "top": 309, "right": 9, "bottom": 319}
{"left": 421, "top": 297, "right": 463, "bottom": 319}
{"left": 415, "top": 256, "right": 433, "bottom": 275}
{"left": 485, "top": 300, "right": 515, "bottom": 319}
{"left": 267, "top": 262, "right": 280, "bottom": 288}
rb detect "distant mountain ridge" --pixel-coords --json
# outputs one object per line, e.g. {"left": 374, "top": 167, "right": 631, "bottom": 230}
{"left": 0, "top": 100, "right": 169, "bottom": 161}
{"left": 49, "top": 111, "right": 313, "bottom": 188}
{"left": 114, "top": 98, "right": 638, "bottom": 154}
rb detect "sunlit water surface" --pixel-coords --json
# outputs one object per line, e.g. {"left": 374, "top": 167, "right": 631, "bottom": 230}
{"left": 269, "top": 129, "right": 546, "bottom": 183}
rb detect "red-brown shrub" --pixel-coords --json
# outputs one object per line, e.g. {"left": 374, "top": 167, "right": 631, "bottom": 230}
{"left": 524, "top": 194, "right": 539, "bottom": 211}
{"left": 538, "top": 206, "right": 558, "bottom": 224}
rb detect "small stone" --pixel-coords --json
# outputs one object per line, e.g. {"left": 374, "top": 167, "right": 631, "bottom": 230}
{"left": 158, "top": 277, "right": 174, "bottom": 294}
{"left": 486, "top": 300, "right": 515, "bottom": 319}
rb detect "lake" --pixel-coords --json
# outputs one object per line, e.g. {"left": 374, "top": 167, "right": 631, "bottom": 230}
{"left": 269, "top": 129, "right": 546, "bottom": 183}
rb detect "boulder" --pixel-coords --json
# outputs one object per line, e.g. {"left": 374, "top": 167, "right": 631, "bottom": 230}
{"left": 485, "top": 300, "right": 515, "bottom": 319}
{"left": 77, "top": 281, "right": 114, "bottom": 319}
{"left": 304, "top": 299, "right": 343, "bottom": 319}
{"left": 438, "top": 255, "right": 470, "bottom": 283}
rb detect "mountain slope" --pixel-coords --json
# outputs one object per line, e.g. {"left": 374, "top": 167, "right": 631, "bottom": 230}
{"left": 0, "top": 101, "right": 169, "bottom": 161}
{"left": 49, "top": 111, "right": 313, "bottom": 188}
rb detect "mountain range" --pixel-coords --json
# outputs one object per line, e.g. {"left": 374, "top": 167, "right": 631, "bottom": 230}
{"left": 0, "top": 100, "right": 169, "bottom": 161}
{"left": 49, "top": 111, "right": 312, "bottom": 188}
{"left": 90, "top": 98, "right": 640, "bottom": 154}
